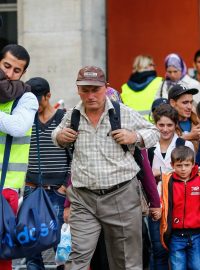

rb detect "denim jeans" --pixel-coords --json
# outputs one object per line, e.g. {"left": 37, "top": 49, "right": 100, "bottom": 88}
{"left": 23, "top": 186, "right": 66, "bottom": 270}
{"left": 148, "top": 217, "right": 169, "bottom": 270}
{"left": 169, "top": 233, "right": 200, "bottom": 270}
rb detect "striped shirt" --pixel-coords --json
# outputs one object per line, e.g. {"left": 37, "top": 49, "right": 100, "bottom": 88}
{"left": 27, "top": 110, "right": 70, "bottom": 185}
{"left": 52, "top": 98, "right": 159, "bottom": 189}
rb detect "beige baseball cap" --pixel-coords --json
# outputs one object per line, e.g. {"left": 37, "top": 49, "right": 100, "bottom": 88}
{"left": 76, "top": 66, "right": 106, "bottom": 86}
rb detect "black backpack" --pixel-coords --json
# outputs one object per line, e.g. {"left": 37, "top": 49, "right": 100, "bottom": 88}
{"left": 70, "top": 101, "right": 145, "bottom": 182}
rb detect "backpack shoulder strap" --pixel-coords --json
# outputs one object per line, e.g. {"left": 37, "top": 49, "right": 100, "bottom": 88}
{"left": 70, "top": 101, "right": 121, "bottom": 132}
{"left": 54, "top": 109, "right": 65, "bottom": 126}
{"left": 108, "top": 100, "right": 121, "bottom": 130}
{"left": 70, "top": 108, "right": 80, "bottom": 132}
{"left": 176, "top": 137, "right": 185, "bottom": 147}
{"left": 70, "top": 102, "right": 129, "bottom": 153}
{"left": 147, "top": 147, "right": 156, "bottom": 167}
{"left": 109, "top": 101, "right": 129, "bottom": 153}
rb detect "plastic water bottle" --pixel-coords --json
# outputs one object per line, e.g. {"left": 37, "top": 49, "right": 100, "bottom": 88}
{"left": 55, "top": 223, "right": 71, "bottom": 265}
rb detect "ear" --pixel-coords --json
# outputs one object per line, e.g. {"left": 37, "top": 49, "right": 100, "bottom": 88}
{"left": 192, "top": 162, "right": 195, "bottom": 168}
{"left": 46, "top": 92, "right": 51, "bottom": 98}
{"left": 193, "top": 61, "right": 197, "bottom": 69}
{"left": 169, "top": 99, "right": 176, "bottom": 108}
{"left": 19, "top": 69, "right": 26, "bottom": 79}
{"left": 170, "top": 162, "right": 174, "bottom": 169}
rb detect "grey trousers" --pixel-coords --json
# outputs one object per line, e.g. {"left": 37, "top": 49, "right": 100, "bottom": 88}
{"left": 65, "top": 178, "right": 142, "bottom": 270}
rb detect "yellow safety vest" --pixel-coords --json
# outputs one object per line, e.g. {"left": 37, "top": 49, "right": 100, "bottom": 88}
{"left": 0, "top": 100, "right": 32, "bottom": 188}
{"left": 121, "top": 77, "right": 162, "bottom": 120}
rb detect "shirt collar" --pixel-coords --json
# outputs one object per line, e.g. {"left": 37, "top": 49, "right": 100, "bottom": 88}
{"left": 74, "top": 96, "right": 114, "bottom": 116}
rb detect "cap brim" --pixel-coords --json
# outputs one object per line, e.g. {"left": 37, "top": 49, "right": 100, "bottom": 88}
{"left": 169, "top": 88, "right": 199, "bottom": 100}
{"left": 178, "top": 88, "right": 199, "bottom": 97}
{"left": 76, "top": 80, "right": 105, "bottom": 86}
{"left": 187, "top": 88, "right": 199, "bottom": 95}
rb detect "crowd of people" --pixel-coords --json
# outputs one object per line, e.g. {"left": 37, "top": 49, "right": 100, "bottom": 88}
{"left": 1, "top": 43, "right": 200, "bottom": 270}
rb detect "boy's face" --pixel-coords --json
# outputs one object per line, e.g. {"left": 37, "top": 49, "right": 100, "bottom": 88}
{"left": 171, "top": 160, "right": 194, "bottom": 181}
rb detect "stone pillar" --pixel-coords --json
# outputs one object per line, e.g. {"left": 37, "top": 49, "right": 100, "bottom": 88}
{"left": 18, "top": 0, "right": 106, "bottom": 107}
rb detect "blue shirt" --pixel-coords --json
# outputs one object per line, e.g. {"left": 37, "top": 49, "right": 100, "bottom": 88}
{"left": 179, "top": 119, "right": 191, "bottom": 133}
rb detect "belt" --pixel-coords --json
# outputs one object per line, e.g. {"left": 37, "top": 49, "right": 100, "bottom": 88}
{"left": 26, "top": 182, "right": 60, "bottom": 190}
{"left": 83, "top": 180, "right": 131, "bottom": 196}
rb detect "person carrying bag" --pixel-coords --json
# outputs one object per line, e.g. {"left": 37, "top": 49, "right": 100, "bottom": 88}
{"left": 0, "top": 112, "right": 60, "bottom": 259}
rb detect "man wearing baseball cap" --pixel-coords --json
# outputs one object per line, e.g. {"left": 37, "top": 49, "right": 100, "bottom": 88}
{"left": 52, "top": 66, "right": 160, "bottom": 270}
{"left": 168, "top": 83, "right": 200, "bottom": 153}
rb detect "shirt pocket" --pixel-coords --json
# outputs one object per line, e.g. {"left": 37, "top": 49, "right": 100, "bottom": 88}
{"left": 98, "top": 135, "right": 125, "bottom": 161}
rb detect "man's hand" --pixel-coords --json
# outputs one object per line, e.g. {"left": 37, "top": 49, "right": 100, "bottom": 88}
{"left": 63, "top": 207, "right": 70, "bottom": 223}
{"left": 183, "top": 124, "right": 200, "bottom": 141}
{"left": 56, "top": 127, "right": 78, "bottom": 146}
{"left": 111, "top": 129, "right": 138, "bottom": 145}
{"left": 149, "top": 207, "right": 162, "bottom": 221}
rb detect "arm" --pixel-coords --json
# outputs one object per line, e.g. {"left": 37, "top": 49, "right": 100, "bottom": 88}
{"left": 0, "top": 92, "right": 38, "bottom": 136}
{"left": 111, "top": 105, "right": 159, "bottom": 148}
{"left": 127, "top": 105, "right": 160, "bottom": 148}
{"left": 139, "top": 149, "right": 161, "bottom": 220}
{"left": 0, "top": 69, "right": 31, "bottom": 103}
{"left": 63, "top": 177, "right": 72, "bottom": 223}
{"left": 52, "top": 110, "right": 78, "bottom": 148}
{"left": 139, "top": 149, "right": 160, "bottom": 208}
{"left": 134, "top": 122, "right": 160, "bottom": 149}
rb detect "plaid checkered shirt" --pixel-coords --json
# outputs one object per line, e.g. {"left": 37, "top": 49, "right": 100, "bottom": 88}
{"left": 52, "top": 97, "right": 159, "bottom": 189}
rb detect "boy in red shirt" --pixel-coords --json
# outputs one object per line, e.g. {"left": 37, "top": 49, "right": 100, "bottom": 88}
{"left": 161, "top": 145, "right": 200, "bottom": 270}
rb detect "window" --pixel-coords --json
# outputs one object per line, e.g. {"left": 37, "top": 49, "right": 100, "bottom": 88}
{"left": 0, "top": 0, "right": 17, "bottom": 50}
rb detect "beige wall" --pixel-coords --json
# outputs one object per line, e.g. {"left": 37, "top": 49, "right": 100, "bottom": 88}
{"left": 18, "top": 0, "right": 106, "bottom": 108}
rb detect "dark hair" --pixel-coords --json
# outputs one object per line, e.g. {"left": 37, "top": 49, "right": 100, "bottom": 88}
{"left": 194, "top": 50, "right": 200, "bottom": 62}
{"left": 171, "top": 145, "right": 194, "bottom": 164}
{"left": 0, "top": 44, "right": 30, "bottom": 71}
{"left": 153, "top": 103, "right": 179, "bottom": 125}
{"left": 197, "top": 101, "right": 200, "bottom": 118}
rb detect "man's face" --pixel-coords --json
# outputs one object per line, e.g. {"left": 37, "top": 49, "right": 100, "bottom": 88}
{"left": 171, "top": 160, "right": 194, "bottom": 181}
{"left": 78, "top": 85, "right": 107, "bottom": 112}
{"left": 170, "top": 94, "right": 193, "bottom": 121}
{"left": 0, "top": 51, "right": 26, "bottom": 80}
{"left": 194, "top": 56, "right": 200, "bottom": 74}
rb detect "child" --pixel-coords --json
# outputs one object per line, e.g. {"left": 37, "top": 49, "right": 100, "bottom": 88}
{"left": 195, "top": 101, "right": 200, "bottom": 166}
{"left": 160, "top": 145, "right": 200, "bottom": 270}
